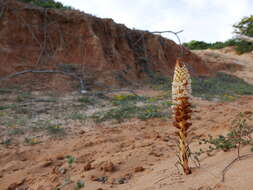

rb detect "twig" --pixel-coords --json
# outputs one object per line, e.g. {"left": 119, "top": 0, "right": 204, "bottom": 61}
{"left": 131, "top": 30, "right": 184, "bottom": 55}
{"left": 150, "top": 30, "right": 184, "bottom": 57}
{"left": 222, "top": 153, "right": 253, "bottom": 182}
{"left": 0, "top": 2, "right": 5, "bottom": 18}
{"left": 0, "top": 70, "right": 86, "bottom": 93}
{"left": 36, "top": 8, "right": 48, "bottom": 65}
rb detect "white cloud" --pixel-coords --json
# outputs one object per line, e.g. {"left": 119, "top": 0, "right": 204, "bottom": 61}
{"left": 58, "top": 0, "right": 253, "bottom": 43}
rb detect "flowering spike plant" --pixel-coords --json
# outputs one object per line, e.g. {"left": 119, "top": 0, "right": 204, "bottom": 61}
{"left": 172, "top": 58, "right": 192, "bottom": 175}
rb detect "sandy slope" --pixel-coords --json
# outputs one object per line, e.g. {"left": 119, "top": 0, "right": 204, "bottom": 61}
{"left": 1, "top": 49, "right": 253, "bottom": 190}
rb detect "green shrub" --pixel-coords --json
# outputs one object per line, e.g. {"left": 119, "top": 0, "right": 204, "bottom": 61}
{"left": 18, "top": 0, "right": 73, "bottom": 10}
{"left": 235, "top": 40, "right": 253, "bottom": 54}
{"left": 137, "top": 105, "right": 165, "bottom": 120}
{"left": 183, "top": 39, "right": 238, "bottom": 51}
{"left": 112, "top": 94, "right": 147, "bottom": 106}
{"left": 183, "top": 40, "right": 210, "bottom": 50}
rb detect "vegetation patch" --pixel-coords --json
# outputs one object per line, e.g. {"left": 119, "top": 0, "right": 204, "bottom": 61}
{"left": 77, "top": 96, "right": 95, "bottom": 105}
{"left": 151, "top": 72, "right": 253, "bottom": 101}
{"left": 112, "top": 94, "right": 147, "bottom": 106}
{"left": 195, "top": 112, "right": 253, "bottom": 156}
{"left": 18, "top": 0, "right": 73, "bottom": 10}
{"left": 92, "top": 104, "right": 169, "bottom": 123}
{"left": 46, "top": 124, "right": 65, "bottom": 135}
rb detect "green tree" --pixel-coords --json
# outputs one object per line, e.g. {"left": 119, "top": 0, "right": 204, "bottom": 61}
{"left": 233, "top": 15, "right": 253, "bottom": 54}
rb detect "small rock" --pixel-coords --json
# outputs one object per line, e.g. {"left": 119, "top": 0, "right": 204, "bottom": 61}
{"left": 59, "top": 167, "right": 67, "bottom": 174}
{"left": 99, "top": 161, "right": 115, "bottom": 172}
{"left": 79, "top": 130, "right": 86, "bottom": 135}
{"left": 56, "top": 155, "right": 65, "bottom": 160}
{"left": 134, "top": 166, "right": 145, "bottom": 173}
{"left": 117, "top": 178, "right": 127, "bottom": 184}
{"left": 84, "top": 162, "right": 93, "bottom": 171}
{"left": 90, "top": 175, "right": 97, "bottom": 181}
{"left": 244, "top": 111, "right": 252, "bottom": 115}
{"left": 95, "top": 176, "right": 108, "bottom": 183}
{"left": 41, "top": 161, "right": 53, "bottom": 168}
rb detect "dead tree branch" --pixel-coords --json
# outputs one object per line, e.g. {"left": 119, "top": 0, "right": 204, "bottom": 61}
{"left": 222, "top": 153, "right": 253, "bottom": 182}
{"left": 151, "top": 30, "right": 184, "bottom": 45}
{"left": 0, "top": 70, "right": 86, "bottom": 93}
{"left": 236, "top": 34, "right": 253, "bottom": 43}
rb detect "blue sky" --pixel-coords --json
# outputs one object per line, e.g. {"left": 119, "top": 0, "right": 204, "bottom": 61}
{"left": 58, "top": 0, "right": 252, "bottom": 43}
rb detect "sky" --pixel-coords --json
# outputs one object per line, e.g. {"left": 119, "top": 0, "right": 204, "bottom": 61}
{"left": 58, "top": 0, "right": 253, "bottom": 43}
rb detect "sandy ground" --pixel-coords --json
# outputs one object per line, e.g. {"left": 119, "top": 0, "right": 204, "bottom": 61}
{"left": 1, "top": 49, "right": 253, "bottom": 190}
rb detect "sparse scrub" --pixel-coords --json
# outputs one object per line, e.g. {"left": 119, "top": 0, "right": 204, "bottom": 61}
{"left": 192, "top": 73, "right": 253, "bottom": 100}
{"left": 196, "top": 112, "right": 253, "bottom": 155}
{"left": 77, "top": 96, "right": 95, "bottom": 105}
{"left": 46, "top": 124, "right": 65, "bottom": 135}
{"left": 16, "top": 92, "right": 32, "bottom": 102}
{"left": 24, "top": 136, "right": 40, "bottom": 145}
{"left": 1, "top": 138, "right": 12, "bottom": 146}
{"left": 9, "top": 128, "right": 25, "bottom": 136}
{"left": 69, "top": 112, "right": 87, "bottom": 121}
{"left": 92, "top": 105, "right": 139, "bottom": 122}
{"left": 0, "top": 88, "right": 12, "bottom": 94}
{"left": 92, "top": 104, "right": 169, "bottom": 123}
{"left": 137, "top": 104, "right": 165, "bottom": 120}
{"left": 193, "top": 112, "right": 253, "bottom": 181}
{"left": 112, "top": 94, "right": 147, "bottom": 106}
{"left": 152, "top": 72, "right": 253, "bottom": 101}
{"left": 0, "top": 105, "right": 12, "bottom": 110}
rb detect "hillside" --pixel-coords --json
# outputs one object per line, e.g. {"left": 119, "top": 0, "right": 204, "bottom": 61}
{"left": 0, "top": 0, "right": 209, "bottom": 91}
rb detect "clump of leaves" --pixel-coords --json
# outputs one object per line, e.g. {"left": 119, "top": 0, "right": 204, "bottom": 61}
{"left": 112, "top": 94, "right": 147, "bottom": 106}
{"left": 65, "top": 155, "right": 75, "bottom": 168}
{"left": 77, "top": 96, "right": 95, "bottom": 105}
{"left": 46, "top": 125, "right": 65, "bottom": 135}
{"left": 201, "top": 135, "right": 236, "bottom": 152}
{"left": 24, "top": 136, "right": 40, "bottom": 145}
{"left": 74, "top": 180, "right": 85, "bottom": 190}
{"left": 137, "top": 105, "right": 165, "bottom": 120}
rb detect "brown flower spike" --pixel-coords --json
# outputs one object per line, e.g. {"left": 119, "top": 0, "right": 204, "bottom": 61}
{"left": 172, "top": 58, "right": 192, "bottom": 175}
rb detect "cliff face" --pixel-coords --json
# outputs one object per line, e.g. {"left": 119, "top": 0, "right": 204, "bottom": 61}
{"left": 0, "top": 0, "right": 209, "bottom": 91}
